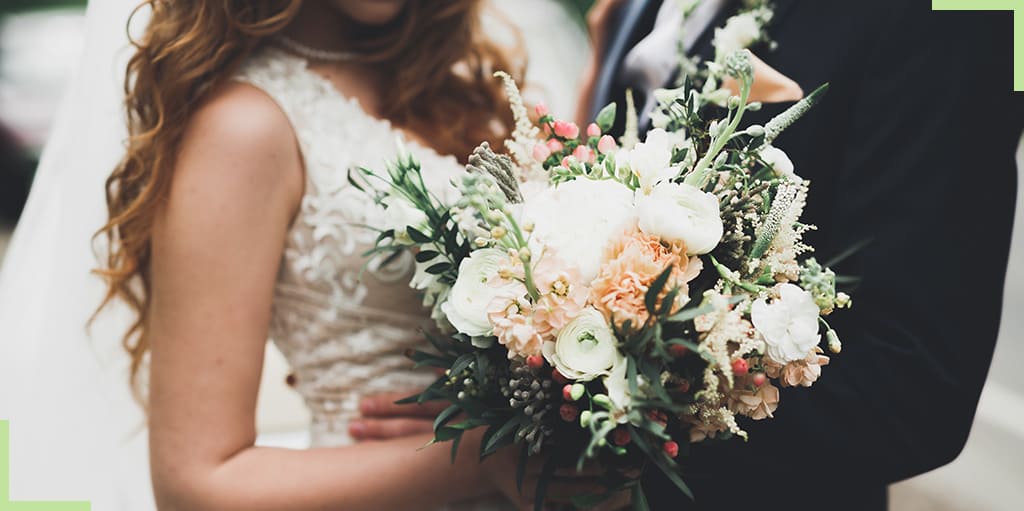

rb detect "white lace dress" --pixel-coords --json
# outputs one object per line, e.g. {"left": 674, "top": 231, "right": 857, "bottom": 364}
{"left": 236, "top": 48, "right": 509, "bottom": 509}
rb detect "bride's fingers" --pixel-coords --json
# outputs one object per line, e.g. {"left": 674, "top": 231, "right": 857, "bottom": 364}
{"left": 358, "top": 392, "right": 450, "bottom": 418}
{"left": 348, "top": 418, "right": 434, "bottom": 440}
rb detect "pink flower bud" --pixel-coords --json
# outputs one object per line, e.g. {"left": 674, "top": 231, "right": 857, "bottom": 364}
{"left": 573, "top": 145, "right": 595, "bottom": 164}
{"left": 597, "top": 134, "right": 617, "bottom": 154}
{"left": 553, "top": 120, "right": 579, "bottom": 139}
{"left": 546, "top": 139, "right": 564, "bottom": 153}
{"left": 561, "top": 156, "right": 572, "bottom": 168}
{"left": 532, "top": 143, "right": 551, "bottom": 162}
{"left": 587, "top": 123, "right": 601, "bottom": 138}
{"left": 534, "top": 102, "right": 549, "bottom": 117}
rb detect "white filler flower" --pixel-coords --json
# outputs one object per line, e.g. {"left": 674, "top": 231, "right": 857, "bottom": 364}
{"left": 520, "top": 178, "right": 636, "bottom": 282}
{"left": 713, "top": 11, "right": 761, "bottom": 60}
{"left": 617, "top": 128, "right": 681, "bottom": 193}
{"left": 381, "top": 196, "right": 429, "bottom": 243}
{"left": 636, "top": 181, "right": 723, "bottom": 255}
{"left": 543, "top": 308, "right": 623, "bottom": 382}
{"left": 751, "top": 283, "right": 822, "bottom": 364}
{"left": 442, "top": 248, "right": 510, "bottom": 337}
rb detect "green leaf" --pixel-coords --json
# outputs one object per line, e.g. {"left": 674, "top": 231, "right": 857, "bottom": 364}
{"left": 534, "top": 456, "right": 557, "bottom": 511}
{"left": 449, "top": 430, "right": 463, "bottom": 465}
{"left": 515, "top": 443, "right": 530, "bottom": 494}
{"left": 434, "top": 426, "right": 463, "bottom": 442}
{"left": 645, "top": 266, "right": 674, "bottom": 314}
{"left": 626, "top": 356, "right": 639, "bottom": 398}
{"left": 425, "top": 262, "right": 453, "bottom": 275}
{"left": 631, "top": 484, "right": 650, "bottom": 511}
{"left": 415, "top": 250, "right": 440, "bottom": 263}
{"left": 433, "top": 404, "right": 462, "bottom": 433}
{"left": 483, "top": 415, "right": 523, "bottom": 456}
{"left": 651, "top": 455, "right": 694, "bottom": 500}
{"left": 406, "top": 226, "right": 433, "bottom": 244}
{"left": 595, "top": 102, "right": 617, "bottom": 131}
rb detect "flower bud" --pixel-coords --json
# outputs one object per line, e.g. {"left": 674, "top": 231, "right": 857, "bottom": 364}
{"left": 490, "top": 226, "right": 507, "bottom": 239}
{"left": 553, "top": 120, "right": 580, "bottom": 139}
{"left": 546, "top": 139, "right": 564, "bottom": 153}
{"left": 532, "top": 143, "right": 552, "bottom": 162}
{"left": 835, "top": 292, "right": 852, "bottom": 308}
{"left": 827, "top": 329, "right": 842, "bottom": 353}
{"left": 579, "top": 410, "right": 593, "bottom": 428}
{"left": 586, "top": 123, "right": 601, "bottom": 138}
{"left": 474, "top": 237, "right": 489, "bottom": 248}
{"left": 592, "top": 394, "right": 613, "bottom": 409}
{"left": 534, "top": 102, "right": 549, "bottom": 117}
{"left": 573, "top": 145, "right": 595, "bottom": 164}
{"left": 518, "top": 248, "right": 532, "bottom": 262}
{"left": 597, "top": 134, "right": 617, "bottom": 154}
{"left": 522, "top": 221, "right": 535, "bottom": 233}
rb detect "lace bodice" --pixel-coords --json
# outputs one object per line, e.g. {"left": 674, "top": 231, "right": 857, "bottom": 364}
{"left": 235, "top": 47, "right": 463, "bottom": 448}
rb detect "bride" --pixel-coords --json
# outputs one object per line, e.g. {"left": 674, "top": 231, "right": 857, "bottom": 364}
{"left": 0, "top": 0, "right": 592, "bottom": 509}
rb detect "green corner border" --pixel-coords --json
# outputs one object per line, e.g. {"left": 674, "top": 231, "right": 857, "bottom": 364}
{"left": 0, "top": 421, "right": 91, "bottom": 511}
{"left": 932, "top": 0, "right": 1023, "bottom": 91}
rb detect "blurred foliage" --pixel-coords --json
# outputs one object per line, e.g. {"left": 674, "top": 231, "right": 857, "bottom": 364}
{"left": 0, "top": 0, "right": 86, "bottom": 16}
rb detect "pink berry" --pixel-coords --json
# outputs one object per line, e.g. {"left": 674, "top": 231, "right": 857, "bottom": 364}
{"left": 534, "top": 102, "right": 549, "bottom": 117}
{"left": 546, "top": 139, "right": 564, "bottom": 153}
{"left": 532, "top": 143, "right": 551, "bottom": 162}
{"left": 527, "top": 354, "right": 544, "bottom": 369}
{"left": 586, "top": 122, "right": 601, "bottom": 137}
{"left": 613, "top": 427, "right": 631, "bottom": 446}
{"left": 573, "top": 145, "right": 595, "bottom": 164}
{"left": 552, "top": 369, "right": 569, "bottom": 385}
{"left": 597, "top": 134, "right": 617, "bottom": 154}
{"left": 752, "top": 373, "right": 767, "bottom": 387}
{"left": 663, "top": 440, "right": 679, "bottom": 458}
{"left": 562, "top": 384, "right": 574, "bottom": 401}
{"left": 731, "top": 358, "right": 750, "bottom": 376}
{"left": 559, "top": 403, "right": 579, "bottom": 422}
{"left": 677, "top": 380, "right": 691, "bottom": 393}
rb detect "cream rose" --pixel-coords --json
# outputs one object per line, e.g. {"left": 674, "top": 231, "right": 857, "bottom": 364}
{"left": 635, "top": 181, "right": 723, "bottom": 255}
{"left": 759, "top": 145, "right": 799, "bottom": 182}
{"left": 751, "top": 283, "right": 821, "bottom": 364}
{"left": 542, "top": 308, "right": 623, "bottom": 382}
{"left": 441, "top": 248, "right": 511, "bottom": 337}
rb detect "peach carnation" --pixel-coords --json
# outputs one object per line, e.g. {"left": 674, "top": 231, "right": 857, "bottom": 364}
{"left": 764, "top": 348, "right": 830, "bottom": 387}
{"left": 590, "top": 229, "right": 703, "bottom": 329}
{"left": 486, "top": 284, "right": 544, "bottom": 358}
{"left": 531, "top": 258, "right": 589, "bottom": 337}
{"left": 728, "top": 380, "right": 780, "bottom": 420}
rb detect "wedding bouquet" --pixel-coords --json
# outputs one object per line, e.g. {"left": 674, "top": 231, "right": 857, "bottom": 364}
{"left": 352, "top": 47, "right": 848, "bottom": 509}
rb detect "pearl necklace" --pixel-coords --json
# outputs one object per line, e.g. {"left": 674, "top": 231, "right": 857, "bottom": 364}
{"left": 275, "top": 36, "right": 359, "bottom": 62}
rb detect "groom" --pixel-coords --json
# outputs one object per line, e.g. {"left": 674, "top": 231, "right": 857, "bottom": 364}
{"left": 352, "top": 1, "right": 1021, "bottom": 509}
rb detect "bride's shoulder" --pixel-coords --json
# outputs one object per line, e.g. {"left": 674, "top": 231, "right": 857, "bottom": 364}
{"left": 173, "top": 81, "right": 303, "bottom": 212}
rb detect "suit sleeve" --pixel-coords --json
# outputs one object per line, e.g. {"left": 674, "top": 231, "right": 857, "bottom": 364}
{"left": 696, "top": 0, "right": 1020, "bottom": 485}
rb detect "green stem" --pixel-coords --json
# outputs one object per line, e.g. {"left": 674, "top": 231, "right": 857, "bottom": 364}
{"left": 684, "top": 78, "right": 753, "bottom": 188}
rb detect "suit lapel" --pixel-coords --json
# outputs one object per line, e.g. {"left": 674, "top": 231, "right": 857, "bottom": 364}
{"left": 589, "top": 0, "right": 655, "bottom": 118}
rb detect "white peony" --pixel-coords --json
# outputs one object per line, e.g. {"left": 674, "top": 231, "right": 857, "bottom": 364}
{"left": 759, "top": 145, "right": 800, "bottom": 182}
{"left": 617, "top": 128, "right": 682, "bottom": 192}
{"left": 713, "top": 12, "right": 761, "bottom": 60}
{"left": 441, "top": 248, "right": 511, "bottom": 337}
{"left": 542, "top": 308, "right": 623, "bottom": 382}
{"left": 635, "top": 181, "right": 723, "bottom": 255}
{"left": 381, "top": 196, "right": 428, "bottom": 244}
{"left": 519, "top": 178, "right": 636, "bottom": 282}
{"left": 751, "top": 283, "right": 822, "bottom": 364}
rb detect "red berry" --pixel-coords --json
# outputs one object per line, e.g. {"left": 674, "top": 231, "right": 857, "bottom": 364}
{"left": 559, "top": 403, "right": 579, "bottom": 422}
{"left": 562, "top": 384, "right": 574, "bottom": 401}
{"left": 646, "top": 410, "right": 668, "bottom": 428}
{"left": 752, "top": 373, "right": 767, "bottom": 387}
{"left": 669, "top": 344, "right": 689, "bottom": 358}
{"left": 677, "top": 379, "right": 691, "bottom": 393}
{"left": 551, "top": 369, "right": 569, "bottom": 385}
{"left": 526, "top": 355, "right": 544, "bottom": 369}
{"left": 613, "top": 427, "right": 631, "bottom": 446}
{"left": 731, "top": 358, "right": 750, "bottom": 376}
{"left": 663, "top": 440, "right": 679, "bottom": 458}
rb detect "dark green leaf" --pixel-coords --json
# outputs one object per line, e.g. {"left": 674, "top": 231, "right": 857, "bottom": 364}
{"left": 415, "top": 250, "right": 441, "bottom": 263}
{"left": 534, "top": 456, "right": 557, "bottom": 511}
{"left": 627, "top": 356, "right": 639, "bottom": 398}
{"left": 433, "top": 404, "right": 462, "bottom": 433}
{"left": 425, "top": 262, "right": 453, "bottom": 275}
{"left": 645, "top": 266, "right": 674, "bottom": 314}
{"left": 515, "top": 443, "right": 530, "bottom": 494}
{"left": 483, "top": 415, "right": 524, "bottom": 456}
{"left": 595, "top": 102, "right": 617, "bottom": 131}
{"left": 450, "top": 430, "right": 463, "bottom": 465}
{"left": 631, "top": 484, "right": 649, "bottom": 511}
{"left": 406, "top": 226, "right": 433, "bottom": 244}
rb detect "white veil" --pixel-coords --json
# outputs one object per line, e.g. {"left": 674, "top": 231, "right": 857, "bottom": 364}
{"left": 0, "top": 0, "right": 154, "bottom": 508}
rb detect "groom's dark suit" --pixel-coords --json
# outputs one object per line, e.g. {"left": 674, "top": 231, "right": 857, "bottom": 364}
{"left": 592, "top": 1, "right": 1022, "bottom": 510}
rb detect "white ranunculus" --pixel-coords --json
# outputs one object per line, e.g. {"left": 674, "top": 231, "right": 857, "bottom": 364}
{"left": 520, "top": 178, "right": 636, "bottom": 282}
{"left": 751, "top": 283, "right": 821, "bottom": 364}
{"left": 713, "top": 12, "right": 761, "bottom": 60}
{"left": 636, "top": 182, "right": 723, "bottom": 255}
{"left": 759, "top": 145, "right": 799, "bottom": 181}
{"left": 441, "top": 248, "right": 510, "bottom": 337}
{"left": 618, "top": 129, "right": 681, "bottom": 192}
{"left": 542, "top": 308, "right": 623, "bottom": 382}
{"left": 381, "top": 196, "right": 429, "bottom": 243}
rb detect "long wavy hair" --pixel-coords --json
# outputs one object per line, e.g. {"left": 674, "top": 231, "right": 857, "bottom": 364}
{"left": 96, "top": 0, "right": 521, "bottom": 395}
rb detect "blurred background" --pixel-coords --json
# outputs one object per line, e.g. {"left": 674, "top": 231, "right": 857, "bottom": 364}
{"left": 0, "top": 1, "right": 1020, "bottom": 509}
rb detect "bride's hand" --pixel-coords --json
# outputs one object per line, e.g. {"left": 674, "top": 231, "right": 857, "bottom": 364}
{"left": 349, "top": 392, "right": 450, "bottom": 440}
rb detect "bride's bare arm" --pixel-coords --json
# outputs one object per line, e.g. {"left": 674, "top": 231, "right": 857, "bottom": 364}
{"left": 147, "top": 83, "right": 499, "bottom": 511}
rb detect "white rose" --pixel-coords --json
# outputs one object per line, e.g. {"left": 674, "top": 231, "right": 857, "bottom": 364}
{"left": 542, "top": 308, "right": 623, "bottom": 382}
{"left": 381, "top": 196, "right": 428, "bottom": 244}
{"left": 713, "top": 12, "right": 761, "bottom": 60}
{"left": 751, "top": 283, "right": 821, "bottom": 364}
{"left": 441, "top": 248, "right": 510, "bottom": 337}
{"left": 636, "top": 182, "right": 724, "bottom": 255}
{"left": 617, "top": 129, "right": 681, "bottom": 192}
{"left": 759, "top": 145, "right": 799, "bottom": 181}
{"left": 520, "top": 178, "right": 636, "bottom": 282}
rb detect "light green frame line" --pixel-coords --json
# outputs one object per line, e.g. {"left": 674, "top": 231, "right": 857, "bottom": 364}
{"left": 0, "top": 421, "right": 91, "bottom": 511}
{"left": 932, "top": 0, "right": 1023, "bottom": 91}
